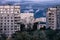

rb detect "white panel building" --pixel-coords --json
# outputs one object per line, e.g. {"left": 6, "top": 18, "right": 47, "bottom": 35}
{"left": 0, "top": 5, "right": 20, "bottom": 37}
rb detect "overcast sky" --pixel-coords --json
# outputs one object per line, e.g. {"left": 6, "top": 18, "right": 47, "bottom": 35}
{"left": 1, "top": 0, "right": 60, "bottom": 4}
{"left": 6, "top": 0, "right": 60, "bottom": 2}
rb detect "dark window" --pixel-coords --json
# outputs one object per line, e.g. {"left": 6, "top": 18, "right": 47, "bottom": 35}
{"left": 15, "top": 28, "right": 17, "bottom": 30}
{"left": 1, "top": 20, "right": 3, "bottom": 22}
{"left": 4, "top": 17, "right": 6, "bottom": 19}
{"left": 7, "top": 20, "right": 9, "bottom": 22}
{"left": 4, "top": 23, "right": 6, "bottom": 25}
{"left": 11, "top": 23, "right": 13, "bottom": 25}
{"left": 1, "top": 23, "right": 3, "bottom": 25}
{"left": 1, "top": 17, "right": 3, "bottom": 19}
{"left": 7, "top": 14, "right": 9, "bottom": 16}
{"left": 4, "top": 29, "right": 6, "bottom": 30}
{"left": 11, "top": 20, "right": 13, "bottom": 22}
{"left": 52, "top": 18, "right": 54, "bottom": 20}
{"left": 11, "top": 28, "right": 13, "bottom": 30}
{"left": 0, "top": 26, "right": 2, "bottom": 27}
{"left": 4, "top": 20, "right": 6, "bottom": 22}
{"left": 52, "top": 21, "right": 54, "bottom": 23}
{"left": 49, "top": 18, "right": 51, "bottom": 20}
{"left": 49, "top": 13, "right": 51, "bottom": 15}
{"left": 0, "top": 29, "right": 2, "bottom": 30}
{"left": 7, "top": 17, "right": 9, "bottom": 19}
{"left": 11, "top": 17, "right": 12, "bottom": 19}
{"left": 17, "top": 11, "right": 19, "bottom": 13}
{"left": 4, "top": 26, "right": 6, "bottom": 27}
{"left": 11, "top": 26, "right": 13, "bottom": 27}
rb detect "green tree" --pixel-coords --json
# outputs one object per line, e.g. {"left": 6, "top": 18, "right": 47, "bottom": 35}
{"left": 0, "top": 33, "right": 7, "bottom": 40}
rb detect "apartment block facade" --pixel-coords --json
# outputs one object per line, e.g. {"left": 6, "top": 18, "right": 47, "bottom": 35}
{"left": 46, "top": 6, "right": 60, "bottom": 30}
{"left": 0, "top": 5, "right": 20, "bottom": 37}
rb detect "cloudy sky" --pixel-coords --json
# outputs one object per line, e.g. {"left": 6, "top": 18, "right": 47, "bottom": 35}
{"left": 6, "top": 0, "right": 60, "bottom": 2}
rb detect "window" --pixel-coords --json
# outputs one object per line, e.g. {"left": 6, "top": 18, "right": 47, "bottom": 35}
{"left": 7, "top": 17, "right": 9, "bottom": 19}
{"left": 7, "top": 12, "right": 9, "bottom": 13}
{"left": 4, "top": 26, "right": 6, "bottom": 27}
{"left": 15, "top": 26, "right": 17, "bottom": 28}
{"left": 4, "top": 23, "right": 6, "bottom": 25}
{"left": 8, "top": 26, "right": 9, "bottom": 27}
{"left": 4, "top": 11, "right": 6, "bottom": 13}
{"left": 52, "top": 18, "right": 54, "bottom": 20}
{"left": 11, "top": 26, "right": 13, "bottom": 27}
{"left": 49, "top": 18, "right": 51, "bottom": 20}
{"left": 7, "top": 9, "right": 9, "bottom": 10}
{"left": 0, "top": 26, "right": 2, "bottom": 28}
{"left": 7, "top": 14, "right": 9, "bottom": 16}
{"left": 4, "top": 17, "right": 6, "bottom": 19}
{"left": 14, "top": 28, "right": 17, "bottom": 30}
{"left": 1, "top": 11, "right": 3, "bottom": 13}
{"left": 1, "top": 23, "right": 3, "bottom": 25}
{"left": 1, "top": 20, "right": 3, "bottom": 22}
{"left": 49, "top": 13, "right": 51, "bottom": 15}
{"left": 4, "top": 29, "right": 6, "bottom": 30}
{"left": 11, "top": 28, "right": 13, "bottom": 30}
{"left": 11, "top": 17, "right": 13, "bottom": 19}
{"left": 11, "top": 9, "right": 13, "bottom": 11}
{"left": 0, "top": 29, "right": 3, "bottom": 30}
{"left": 7, "top": 23, "right": 9, "bottom": 25}
{"left": 1, "top": 17, "right": 3, "bottom": 19}
{"left": 11, "top": 12, "right": 13, "bottom": 13}
{"left": 7, "top": 20, "right": 9, "bottom": 22}
{"left": 4, "top": 20, "right": 6, "bottom": 22}
{"left": 1, "top": 9, "right": 3, "bottom": 10}
{"left": 17, "top": 11, "right": 19, "bottom": 13}
{"left": 11, "top": 23, "right": 13, "bottom": 25}
{"left": 52, "top": 21, "right": 54, "bottom": 23}
{"left": 11, "top": 20, "right": 13, "bottom": 22}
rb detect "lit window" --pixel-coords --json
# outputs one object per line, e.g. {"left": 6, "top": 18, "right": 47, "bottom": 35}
{"left": 11, "top": 9, "right": 13, "bottom": 11}
{"left": 7, "top": 12, "right": 9, "bottom": 13}
{"left": 7, "top": 9, "right": 9, "bottom": 10}
{"left": 1, "top": 9, "right": 3, "bottom": 11}
{"left": 1, "top": 11, "right": 3, "bottom": 13}
{"left": 11, "top": 12, "right": 13, "bottom": 13}
{"left": 4, "top": 11, "right": 6, "bottom": 13}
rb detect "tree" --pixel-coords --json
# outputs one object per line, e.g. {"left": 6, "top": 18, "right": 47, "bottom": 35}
{"left": 0, "top": 33, "right": 7, "bottom": 40}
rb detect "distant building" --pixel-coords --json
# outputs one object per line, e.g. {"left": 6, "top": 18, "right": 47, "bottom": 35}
{"left": 35, "top": 17, "right": 46, "bottom": 29}
{"left": 37, "top": 22, "right": 46, "bottom": 29}
{"left": 20, "top": 13, "right": 34, "bottom": 29}
{"left": 35, "top": 17, "right": 46, "bottom": 22}
{"left": 0, "top": 5, "right": 20, "bottom": 37}
{"left": 20, "top": 13, "right": 34, "bottom": 24}
{"left": 46, "top": 6, "right": 60, "bottom": 30}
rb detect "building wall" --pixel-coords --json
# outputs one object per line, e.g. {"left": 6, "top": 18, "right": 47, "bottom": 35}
{"left": 0, "top": 5, "right": 20, "bottom": 37}
{"left": 20, "top": 13, "right": 34, "bottom": 24}
{"left": 46, "top": 8, "right": 57, "bottom": 30}
{"left": 35, "top": 17, "right": 46, "bottom": 22}
{"left": 56, "top": 6, "right": 60, "bottom": 29}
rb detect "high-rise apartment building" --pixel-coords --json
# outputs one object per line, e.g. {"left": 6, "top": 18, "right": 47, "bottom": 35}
{"left": 20, "top": 13, "right": 34, "bottom": 29}
{"left": 46, "top": 6, "right": 60, "bottom": 30}
{"left": 0, "top": 5, "right": 20, "bottom": 37}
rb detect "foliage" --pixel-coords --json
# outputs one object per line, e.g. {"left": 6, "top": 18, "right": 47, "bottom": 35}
{"left": 11, "top": 28, "right": 60, "bottom": 40}
{"left": 0, "top": 33, "right": 7, "bottom": 40}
